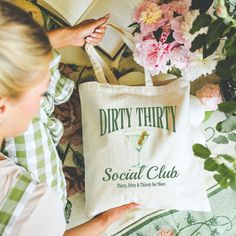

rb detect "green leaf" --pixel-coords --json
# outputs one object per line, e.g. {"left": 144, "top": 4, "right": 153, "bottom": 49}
{"left": 216, "top": 121, "right": 223, "bottom": 132}
{"left": 224, "top": 31, "right": 236, "bottom": 51}
{"left": 203, "top": 39, "right": 220, "bottom": 59}
{"left": 128, "top": 22, "right": 139, "bottom": 28}
{"left": 204, "top": 111, "right": 213, "bottom": 122}
{"left": 214, "top": 173, "right": 224, "bottom": 183}
{"left": 213, "top": 135, "right": 229, "bottom": 144}
{"left": 230, "top": 61, "right": 236, "bottom": 79}
{"left": 209, "top": 217, "right": 218, "bottom": 225}
{"left": 220, "top": 116, "right": 236, "bottom": 133}
{"left": 219, "top": 177, "right": 229, "bottom": 188}
{"left": 72, "top": 152, "right": 85, "bottom": 170}
{"left": 165, "top": 30, "right": 175, "bottom": 43}
{"left": 204, "top": 158, "right": 219, "bottom": 171}
{"left": 228, "top": 133, "right": 236, "bottom": 142}
{"left": 186, "top": 213, "right": 197, "bottom": 224}
{"left": 168, "top": 67, "right": 182, "bottom": 77}
{"left": 218, "top": 102, "right": 236, "bottom": 114}
{"left": 192, "top": 144, "right": 211, "bottom": 159}
{"left": 217, "top": 164, "right": 235, "bottom": 177}
{"left": 56, "top": 146, "right": 66, "bottom": 164}
{"left": 222, "top": 25, "right": 232, "bottom": 37}
{"left": 153, "top": 28, "right": 163, "bottom": 42}
{"left": 190, "top": 34, "right": 206, "bottom": 52}
{"left": 206, "top": 18, "right": 226, "bottom": 48}
{"left": 227, "top": 45, "right": 236, "bottom": 57}
{"left": 219, "top": 154, "right": 235, "bottom": 163}
{"left": 224, "top": 31, "right": 236, "bottom": 55}
{"left": 64, "top": 200, "right": 72, "bottom": 223}
{"left": 190, "top": 14, "right": 212, "bottom": 34}
{"left": 216, "top": 58, "right": 233, "bottom": 78}
{"left": 173, "top": 11, "right": 181, "bottom": 17}
{"left": 229, "top": 176, "right": 236, "bottom": 191}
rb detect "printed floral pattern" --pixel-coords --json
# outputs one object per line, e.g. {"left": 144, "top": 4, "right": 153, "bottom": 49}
{"left": 54, "top": 88, "right": 82, "bottom": 146}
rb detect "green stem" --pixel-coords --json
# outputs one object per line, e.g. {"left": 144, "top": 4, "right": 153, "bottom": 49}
{"left": 138, "top": 151, "right": 140, "bottom": 166}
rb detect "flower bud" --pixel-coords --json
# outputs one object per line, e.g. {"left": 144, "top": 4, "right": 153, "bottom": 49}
{"left": 214, "top": 0, "right": 228, "bottom": 19}
{"left": 216, "top": 5, "right": 228, "bottom": 18}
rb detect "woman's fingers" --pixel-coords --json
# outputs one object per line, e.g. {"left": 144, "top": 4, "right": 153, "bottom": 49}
{"left": 90, "top": 32, "right": 105, "bottom": 39}
{"left": 86, "top": 32, "right": 105, "bottom": 46}
{"left": 85, "top": 21, "right": 108, "bottom": 45}
{"left": 85, "top": 37, "right": 99, "bottom": 45}
{"left": 91, "top": 14, "right": 110, "bottom": 29}
{"left": 114, "top": 202, "right": 139, "bottom": 213}
{"left": 100, "top": 202, "right": 139, "bottom": 225}
{"left": 95, "top": 26, "right": 106, "bottom": 33}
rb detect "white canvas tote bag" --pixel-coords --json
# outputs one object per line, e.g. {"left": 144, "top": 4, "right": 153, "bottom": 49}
{"left": 79, "top": 24, "right": 210, "bottom": 217}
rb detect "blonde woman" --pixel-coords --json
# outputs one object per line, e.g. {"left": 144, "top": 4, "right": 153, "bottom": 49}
{"left": 2, "top": 0, "right": 108, "bottom": 219}
{"left": 2, "top": 1, "right": 111, "bottom": 210}
{"left": 0, "top": 1, "right": 137, "bottom": 235}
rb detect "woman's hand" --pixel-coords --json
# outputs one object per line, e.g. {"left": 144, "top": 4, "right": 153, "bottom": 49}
{"left": 64, "top": 202, "right": 139, "bottom": 236}
{"left": 47, "top": 14, "right": 110, "bottom": 49}
{"left": 96, "top": 202, "right": 139, "bottom": 227}
{"left": 70, "top": 15, "right": 109, "bottom": 46}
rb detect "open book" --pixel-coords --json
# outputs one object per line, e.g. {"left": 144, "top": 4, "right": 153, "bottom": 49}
{"left": 37, "top": 0, "right": 141, "bottom": 59}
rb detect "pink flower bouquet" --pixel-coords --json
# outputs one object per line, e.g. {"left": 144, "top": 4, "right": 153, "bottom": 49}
{"left": 132, "top": 0, "right": 221, "bottom": 81}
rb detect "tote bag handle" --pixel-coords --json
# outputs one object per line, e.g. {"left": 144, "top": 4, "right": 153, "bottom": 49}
{"left": 85, "top": 23, "right": 153, "bottom": 87}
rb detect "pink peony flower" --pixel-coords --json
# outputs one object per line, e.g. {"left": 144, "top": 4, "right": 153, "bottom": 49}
{"left": 161, "top": 1, "right": 188, "bottom": 19}
{"left": 171, "top": 16, "right": 186, "bottom": 44}
{"left": 134, "top": 32, "right": 177, "bottom": 75}
{"left": 157, "top": 228, "right": 175, "bottom": 236}
{"left": 133, "top": 1, "right": 164, "bottom": 33}
{"left": 170, "top": 45, "right": 191, "bottom": 69}
{"left": 182, "top": 50, "right": 218, "bottom": 81}
{"left": 169, "top": 0, "right": 190, "bottom": 15}
{"left": 170, "top": 45, "right": 218, "bottom": 81}
{"left": 171, "top": 10, "right": 207, "bottom": 49}
{"left": 159, "top": 1, "right": 190, "bottom": 32}
{"left": 132, "top": 0, "right": 213, "bottom": 81}
{"left": 196, "top": 83, "right": 223, "bottom": 111}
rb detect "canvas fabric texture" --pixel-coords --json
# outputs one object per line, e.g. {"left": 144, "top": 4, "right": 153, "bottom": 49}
{"left": 79, "top": 78, "right": 211, "bottom": 217}
{"left": 79, "top": 24, "right": 210, "bottom": 217}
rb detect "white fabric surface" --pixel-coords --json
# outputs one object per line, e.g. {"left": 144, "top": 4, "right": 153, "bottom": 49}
{"left": 79, "top": 78, "right": 210, "bottom": 217}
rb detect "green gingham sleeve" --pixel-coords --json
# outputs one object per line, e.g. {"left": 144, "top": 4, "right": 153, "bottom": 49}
{"left": 40, "top": 50, "right": 75, "bottom": 145}
{"left": 0, "top": 156, "right": 66, "bottom": 236}
{"left": 41, "top": 50, "right": 75, "bottom": 115}
{"left": 0, "top": 170, "right": 37, "bottom": 236}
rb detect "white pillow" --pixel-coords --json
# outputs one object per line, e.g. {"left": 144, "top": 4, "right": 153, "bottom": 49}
{"left": 79, "top": 79, "right": 210, "bottom": 217}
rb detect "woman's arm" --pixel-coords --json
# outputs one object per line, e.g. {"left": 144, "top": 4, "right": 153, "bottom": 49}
{"left": 64, "top": 203, "right": 138, "bottom": 236}
{"left": 47, "top": 15, "right": 109, "bottom": 49}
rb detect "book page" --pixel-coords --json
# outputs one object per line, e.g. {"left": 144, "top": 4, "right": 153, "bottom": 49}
{"left": 40, "top": 0, "right": 94, "bottom": 26}
{"left": 79, "top": 0, "right": 142, "bottom": 58}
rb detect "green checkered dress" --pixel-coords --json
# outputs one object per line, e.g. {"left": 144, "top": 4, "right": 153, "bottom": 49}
{"left": 3, "top": 51, "right": 74, "bottom": 206}
{"left": 0, "top": 159, "right": 38, "bottom": 236}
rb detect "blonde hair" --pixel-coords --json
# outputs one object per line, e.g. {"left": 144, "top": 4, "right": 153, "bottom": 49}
{"left": 0, "top": 1, "right": 52, "bottom": 98}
